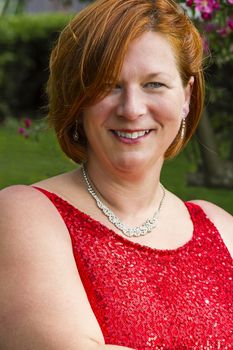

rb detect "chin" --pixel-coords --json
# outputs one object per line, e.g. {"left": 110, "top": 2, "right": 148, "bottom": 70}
{"left": 110, "top": 154, "right": 159, "bottom": 174}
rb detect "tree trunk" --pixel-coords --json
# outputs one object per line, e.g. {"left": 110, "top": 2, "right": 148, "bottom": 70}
{"left": 188, "top": 109, "right": 233, "bottom": 188}
{"left": 15, "top": 0, "right": 28, "bottom": 14}
{"left": 229, "top": 124, "right": 233, "bottom": 162}
{"left": 0, "top": 0, "right": 11, "bottom": 15}
{"left": 1, "top": 0, "right": 27, "bottom": 15}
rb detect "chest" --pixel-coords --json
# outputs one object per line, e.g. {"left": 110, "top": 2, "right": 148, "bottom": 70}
{"left": 69, "top": 217, "right": 233, "bottom": 349}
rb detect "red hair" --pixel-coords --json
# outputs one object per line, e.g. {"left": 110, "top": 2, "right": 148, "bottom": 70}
{"left": 47, "top": 0, "right": 205, "bottom": 163}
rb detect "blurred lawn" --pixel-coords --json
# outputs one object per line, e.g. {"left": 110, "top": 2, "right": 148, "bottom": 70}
{"left": 0, "top": 118, "right": 76, "bottom": 186}
{"left": 1, "top": 118, "right": 232, "bottom": 214}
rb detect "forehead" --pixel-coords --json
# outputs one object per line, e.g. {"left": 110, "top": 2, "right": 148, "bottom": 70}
{"left": 120, "top": 31, "right": 179, "bottom": 80}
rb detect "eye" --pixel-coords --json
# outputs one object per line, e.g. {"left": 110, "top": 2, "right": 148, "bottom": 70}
{"left": 103, "top": 82, "right": 122, "bottom": 92}
{"left": 145, "top": 82, "right": 164, "bottom": 89}
{"left": 112, "top": 83, "right": 123, "bottom": 91}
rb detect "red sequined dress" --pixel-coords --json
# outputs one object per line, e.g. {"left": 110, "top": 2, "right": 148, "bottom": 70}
{"left": 34, "top": 187, "right": 233, "bottom": 349}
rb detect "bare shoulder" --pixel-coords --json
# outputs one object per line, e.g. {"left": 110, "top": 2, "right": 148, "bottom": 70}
{"left": 0, "top": 184, "right": 73, "bottom": 277}
{"left": 0, "top": 184, "right": 70, "bottom": 242}
{"left": 190, "top": 199, "right": 233, "bottom": 257}
{"left": 0, "top": 184, "right": 47, "bottom": 216}
{"left": 1, "top": 183, "right": 52, "bottom": 209}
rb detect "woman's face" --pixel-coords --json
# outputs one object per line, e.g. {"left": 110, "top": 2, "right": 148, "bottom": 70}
{"left": 82, "top": 31, "right": 193, "bottom": 174}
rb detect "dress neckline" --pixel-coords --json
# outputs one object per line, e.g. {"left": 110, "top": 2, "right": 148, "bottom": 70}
{"left": 32, "top": 185, "right": 203, "bottom": 255}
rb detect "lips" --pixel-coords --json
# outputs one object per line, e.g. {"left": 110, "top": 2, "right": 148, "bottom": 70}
{"left": 111, "top": 129, "right": 151, "bottom": 140}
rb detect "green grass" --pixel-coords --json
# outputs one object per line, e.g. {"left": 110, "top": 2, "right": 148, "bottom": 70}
{"left": 1, "top": 118, "right": 232, "bottom": 214}
{"left": 0, "top": 118, "right": 75, "bottom": 187}
{"left": 161, "top": 156, "right": 233, "bottom": 214}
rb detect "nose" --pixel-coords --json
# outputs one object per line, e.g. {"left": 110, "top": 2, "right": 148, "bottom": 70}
{"left": 116, "top": 87, "right": 147, "bottom": 120}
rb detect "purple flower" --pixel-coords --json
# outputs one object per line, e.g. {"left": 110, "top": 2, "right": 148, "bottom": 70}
{"left": 18, "top": 126, "right": 30, "bottom": 138}
{"left": 228, "top": 19, "right": 233, "bottom": 30}
{"left": 217, "top": 27, "right": 228, "bottom": 37}
{"left": 204, "top": 23, "right": 218, "bottom": 32}
{"left": 18, "top": 127, "right": 26, "bottom": 135}
{"left": 213, "top": 2, "right": 220, "bottom": 10}
{"left": 194, "top": 0, "right": 220, "bottom": 20}
{"left": 24, "top": 117, "right": 32, "bottom": 128}
{"left": 186, "top": 0, "right": 194, "bottom": 6}
{"left": 201, "top": 12, "right": 212, "bottom": 20}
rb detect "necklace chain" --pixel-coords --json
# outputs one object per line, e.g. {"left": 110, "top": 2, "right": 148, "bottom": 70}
{"left": 81, "top": 163, "right": 166, "bottom": 237}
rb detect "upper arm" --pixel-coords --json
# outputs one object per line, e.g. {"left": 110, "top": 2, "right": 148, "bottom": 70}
{"left": 0, "top": 185, "right": 105, "bottom": 350}
{"left": 190, "top": 200, "right": 233, "bottom": 257}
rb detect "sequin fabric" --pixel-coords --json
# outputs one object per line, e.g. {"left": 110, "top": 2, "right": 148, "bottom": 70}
{"left": 34, "top": 187, "right": 233, "bottom": 349}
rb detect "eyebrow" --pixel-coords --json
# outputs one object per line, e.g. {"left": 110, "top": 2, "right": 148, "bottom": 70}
{"left": 145, "top": 72, "right": 172, "bottom": 79}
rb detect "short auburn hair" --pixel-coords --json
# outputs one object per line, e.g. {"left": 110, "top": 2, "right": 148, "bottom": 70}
{"left": 47, "top": 0, "right": 205, "bottom": 163}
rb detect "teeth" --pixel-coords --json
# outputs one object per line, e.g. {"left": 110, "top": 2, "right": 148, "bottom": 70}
{"left": 114, "top": 130, "right": 149, "bottom": 139}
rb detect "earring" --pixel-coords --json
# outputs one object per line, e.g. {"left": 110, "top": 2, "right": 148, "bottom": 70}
{"left": 181, "top": 117, "right": 186, "bottom": 140}
{"left": 73, "top": 120, "right": 79, "bottom": 142}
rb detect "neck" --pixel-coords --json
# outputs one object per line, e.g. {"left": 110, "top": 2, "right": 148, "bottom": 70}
{"left": 82, "top": 157, "right": 164, "bottom": 219}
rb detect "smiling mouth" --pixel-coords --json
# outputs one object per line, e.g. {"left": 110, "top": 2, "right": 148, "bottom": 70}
{"left": 111, "top": 130, "right": 151, "bottom": 139}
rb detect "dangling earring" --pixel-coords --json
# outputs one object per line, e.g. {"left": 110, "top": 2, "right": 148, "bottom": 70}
{"left": 181, "top": 117, "right": 186, "bottom": 140}
{"left": 73, "top": 120, "right": 79, "bottom": 142}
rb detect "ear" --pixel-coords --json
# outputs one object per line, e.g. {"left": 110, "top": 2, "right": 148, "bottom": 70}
{"left": 182, "top": 76, "right": 194, "bottom": 117}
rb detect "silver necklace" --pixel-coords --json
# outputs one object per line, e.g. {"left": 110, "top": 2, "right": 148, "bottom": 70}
{"left": 81, "top": 163, "right": 166, "bottom": 237}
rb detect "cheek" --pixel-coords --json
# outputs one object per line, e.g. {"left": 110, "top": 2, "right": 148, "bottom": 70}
{"left": 155, "top": 103, "right": 182, "bottom": 126}
{"left": 154, "top": 98, "right": 182, "bottom": 124}
{"left": 83, "top": 104, "right": 113, "bottom": 141}
{"left": 82, "top": 108, "right": 104, "bottom": 133}
{"left": 84, "top": 100, "right": 115, "bottom": 127}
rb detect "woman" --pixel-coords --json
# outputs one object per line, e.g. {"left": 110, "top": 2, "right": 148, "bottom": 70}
{"left": 0, "top": 0, "right": 232, "bottom": 349}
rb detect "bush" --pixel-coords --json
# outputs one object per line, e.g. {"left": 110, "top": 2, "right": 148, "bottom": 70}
{"left": 0, "top": 13, "right": 72, "bottom": 121}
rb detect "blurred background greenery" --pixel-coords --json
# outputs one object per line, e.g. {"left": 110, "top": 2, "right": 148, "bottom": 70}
{"left": 0, "top": 0, "right": 232, "bottom": 213}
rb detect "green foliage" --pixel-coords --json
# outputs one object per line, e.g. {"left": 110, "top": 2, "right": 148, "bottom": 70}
{"left": 0, "top": 13, "right": 72, "bottom": 119}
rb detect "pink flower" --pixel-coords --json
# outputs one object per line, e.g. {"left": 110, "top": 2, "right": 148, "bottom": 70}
{"left": 201, "top": 12, "right": 212, "bottom": 20}
{"left": 24, "top": 117, "right": 32, "bottom": 128}
{"left": 227, "top": 0, "right": 233, "bottom": 4}
{"left": 217, "top": 27, "right": 228, "bottom": 37}
{"left": 194, "top": 0, "right": 220, "bottom": 20}
{"left": 186, "top": 0, "right": 194, "bottom": 6}
{"left": 18, "top": 127, "right": 26, "bottom": 135}
{"left": 204, "top": 23, "right": 218, "bottom": 32}
{"left": 213, "top": 2, "right": 220, "bottom": 10}
{"left": 18, "top": 126, "right": 30, "bottom": 138}
{"left": 228, "top": 19, "right": 233, "bottom": 30}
